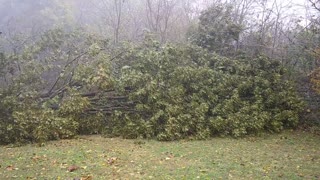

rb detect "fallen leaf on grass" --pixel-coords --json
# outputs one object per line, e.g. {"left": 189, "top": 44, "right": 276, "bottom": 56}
{"left": 73, "top": 176, "right": 93, "bottom": 180}
{"left": 31, "top": 156, "right": 41, "bottom": 161}
{"left": 6, "top": 165, "right": 16, "bottom": 171}
{"left": 51, "top": 160, "right": 58, "bottom": 165}
{"left": 60, "top": 162, "right": 68, "bottom": 169}
{"left": 81, "top": 175, "right": 93, "bottom": 180}
{"left": 200, "top": 169, "right": 208, "bottom": 173}
{"left": 107, "top": 157, "right": 118, "bottom": 165}
{"left": 67, "top": 165, "right": 79, "bottom": 172}
{"left": 26, "top": 176, "right": 35, "bottom": 179}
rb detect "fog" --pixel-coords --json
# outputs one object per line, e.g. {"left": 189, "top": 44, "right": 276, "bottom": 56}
{"left": 0, "top": 0, "right": 318, "bottom": 43}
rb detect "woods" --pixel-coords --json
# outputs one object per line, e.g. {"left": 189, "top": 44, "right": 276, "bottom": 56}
{"left": 0, "top": 0, "right": 319, "bottom": 144}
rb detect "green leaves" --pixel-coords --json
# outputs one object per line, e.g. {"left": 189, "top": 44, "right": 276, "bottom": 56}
{"left": 0, "top": 28, "right": 113, "bottom": 144}
{"left": 0, "top": 28, "right": 305, "bottom": 144}
{"left": 114, "top": 44, "right": 304, "bottom": 139}
{"left": 192, "top": 4, "right": 243, "bottom": 55}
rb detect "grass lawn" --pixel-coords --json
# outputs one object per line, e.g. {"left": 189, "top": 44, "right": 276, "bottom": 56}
{"left": 0, "top": 130, "right": 319, "bottom": 179}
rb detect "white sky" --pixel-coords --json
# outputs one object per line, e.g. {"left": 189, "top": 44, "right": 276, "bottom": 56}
{"left": 199, "top": 0, "right": 319, "bottom": 26}
{"left": 269, "top": 0, "right": 319, "bottom": 26}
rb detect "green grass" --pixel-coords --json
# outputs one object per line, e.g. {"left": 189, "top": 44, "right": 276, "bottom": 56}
{"left": 0, "top": 130, "right": 319, "bottom": 179}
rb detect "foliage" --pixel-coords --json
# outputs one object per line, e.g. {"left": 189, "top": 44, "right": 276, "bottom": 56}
{"left": 0, "top": 28, "right": 112, "bottom": 144}
{"left": 308, "top": 52, "right": 320, "bottom": 128}
{"left": 0, "top": 27, "right": 305, "bottom": 144}
{"left": 310, "top": 67, "right": 320, "bottom": 94}
{"left": 110, "top": 42, "right": 304, "bottom": 139}
{"left": 190, "top": 4, "right": 243, "bottom": 55}
{"left": 0, "top": 90, "right": 91, "bottom": 144}
{"left": 308, "top": 27, "right": 320, "bottom": 94}
{"left": 284, "top": 23, "right": 320, "bottom": 74}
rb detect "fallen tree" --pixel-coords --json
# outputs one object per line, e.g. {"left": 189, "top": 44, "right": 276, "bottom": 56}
{"left": 0, "top": 29, "right": 305, "bottom": 144}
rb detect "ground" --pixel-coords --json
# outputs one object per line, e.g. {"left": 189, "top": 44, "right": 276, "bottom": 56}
{"left": 0, "top": 130, "right": 319, "bottom": 179}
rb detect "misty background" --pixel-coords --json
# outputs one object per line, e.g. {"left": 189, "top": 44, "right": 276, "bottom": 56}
{"left": 0, "top": 0, "right": 318, "bottom": 47}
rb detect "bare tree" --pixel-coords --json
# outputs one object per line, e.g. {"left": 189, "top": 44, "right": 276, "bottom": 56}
{"left": 145, "top": 0, "right": 177, "bottom": 43}
{"left": 309, "top": 0, "right": 320, "bottom": 12}
{"left": 99, "top": 0, "right": 126, "bottom": 44}
{"left": 113, "top": 0, "right": 123, "bottom": 44}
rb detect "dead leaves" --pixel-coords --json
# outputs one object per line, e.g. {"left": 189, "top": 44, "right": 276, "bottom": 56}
{"left": 163, "top": 152, "right": 175, "bottom": 160}
{"left": 31, "top": 154, "right": 47, "bottom": 162}
{"left": 107, "top": 157, "right": 118, "bottom": 165}
{"left": 80, "top": 175, "right": 93, "bottom": 180}
{"left": 6, "top": 165, "right": 17, "bottom": 171}
{"left": 71, "top": 175, "right": 93, "bottom": 180}
{"left": 67, "top": 165, "right": 79, "bottom": 172}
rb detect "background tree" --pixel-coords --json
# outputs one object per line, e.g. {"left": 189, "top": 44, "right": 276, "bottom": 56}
{"left": 308, "top": 0, "right": 320, "bottom": 94}
{"left": 192, "top": 4, "right": 244, "bottom": 55}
